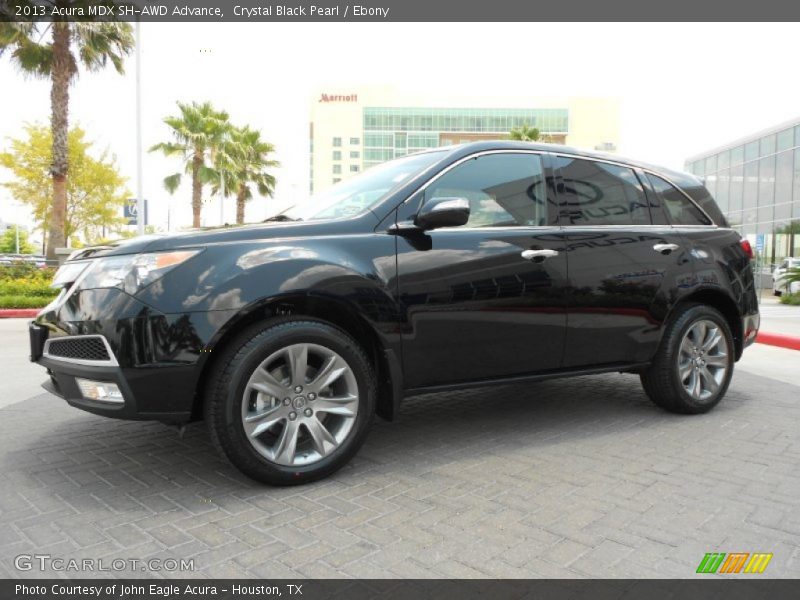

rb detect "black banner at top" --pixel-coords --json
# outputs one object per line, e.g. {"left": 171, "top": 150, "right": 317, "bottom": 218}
{"left": 2, "top": 0, "right": 800, "bottom": 22}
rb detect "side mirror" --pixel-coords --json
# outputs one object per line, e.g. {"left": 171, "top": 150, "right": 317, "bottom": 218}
{"left": 415, "top": 197, "right": 470, "bottom": 230}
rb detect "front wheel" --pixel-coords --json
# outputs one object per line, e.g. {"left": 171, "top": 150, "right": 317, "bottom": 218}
{"left": 205, "top": 319, "right": 376, "bottom": 485}
{"left": 640, "top": 304, "right": 734, "bottom": 414}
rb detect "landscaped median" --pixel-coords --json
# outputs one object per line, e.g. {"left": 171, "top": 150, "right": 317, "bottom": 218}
{"left": 0, "top": 262, "right": 58, "bottom": 318}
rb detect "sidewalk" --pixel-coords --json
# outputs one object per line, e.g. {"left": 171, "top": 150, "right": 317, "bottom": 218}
{"left": 757, "top": 294, "right": 800, "bottom": 337}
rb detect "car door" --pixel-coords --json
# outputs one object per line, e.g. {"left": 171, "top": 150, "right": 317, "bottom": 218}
{"left": 395, "top": 151, "right": 568, "bottom": 389}
{"left": 553, "top": 155, "right": 692, "bottom": 368}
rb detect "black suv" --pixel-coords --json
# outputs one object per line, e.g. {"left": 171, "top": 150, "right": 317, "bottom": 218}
{"left": 30, "top": 142, "right": 760, "bottom": 485}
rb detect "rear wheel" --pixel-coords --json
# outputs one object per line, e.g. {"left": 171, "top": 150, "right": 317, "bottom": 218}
{"left": 640, "top": 304, "right": 734, "bottom": 414}
{"left": 205, "top": 319, "right": 376, "bottom": 485}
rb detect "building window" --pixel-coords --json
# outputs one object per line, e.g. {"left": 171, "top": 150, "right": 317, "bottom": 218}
{"left": 777, "top": 128, "right": 794, "bottom": 152}
{"left": 333, "top": 150, "right": 341, "bottom": 161}
{"left": 332, "top": 137, "right": 342, "bottom": 147}
{"left": 333, "top": 165, "right": 341, "bottom": 174}
{"left": 350, "top": 151, "right": 360, "bottom": 159}
{"left": 350, "top": 137, "right": 360, "bottom": 145}
{"left": 350, "top": 165, "right": 360, "bottom": 173}
{"left": 333, "top": 178, "right": 341, "bottom": 184}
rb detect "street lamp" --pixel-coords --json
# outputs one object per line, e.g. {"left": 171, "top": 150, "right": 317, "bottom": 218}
{"left": 135, "top": 18, "right": 144, "bottom": 236}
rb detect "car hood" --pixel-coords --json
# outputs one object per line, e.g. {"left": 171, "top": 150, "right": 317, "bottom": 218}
{"left": 70, "top": 214, "right": 379, "bottom": 259}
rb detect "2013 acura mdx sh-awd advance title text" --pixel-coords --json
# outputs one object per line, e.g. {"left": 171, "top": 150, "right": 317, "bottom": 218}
{"left": 29, "top": 142, "right": 760, "bottom": 485}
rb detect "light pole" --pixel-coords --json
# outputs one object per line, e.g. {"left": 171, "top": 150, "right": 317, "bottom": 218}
{"left": 135, "top": 18, "right": 145, "bottom": 236}
{"left": 219, "top": 170, "right": 225, "bottom": 225}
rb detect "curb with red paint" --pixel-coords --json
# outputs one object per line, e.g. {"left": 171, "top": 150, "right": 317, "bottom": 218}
{"left": 755, "top": 332, "right": 800, "bottom": 351}
{"left": 0, "top": 309, "right": 40, "bottom": 318}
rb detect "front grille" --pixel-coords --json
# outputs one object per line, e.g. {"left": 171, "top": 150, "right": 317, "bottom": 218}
{"left": 46, "top": 336, "right": 111, "bottom": 362}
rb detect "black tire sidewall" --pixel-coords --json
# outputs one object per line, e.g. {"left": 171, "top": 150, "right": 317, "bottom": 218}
{"left": 213, "top": 320, "right": 375, "bottom": 485}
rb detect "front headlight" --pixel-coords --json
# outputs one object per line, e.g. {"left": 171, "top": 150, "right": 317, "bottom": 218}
{"left": 78, "top": 250, "right": 201, "bottom": 295}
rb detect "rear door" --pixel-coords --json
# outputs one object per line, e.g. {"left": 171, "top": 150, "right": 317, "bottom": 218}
{"left": 554, "top": 155, "right": 692, "bottom": 367}
{"left": 395, "top": 151, "right": 568, "bottom": 389}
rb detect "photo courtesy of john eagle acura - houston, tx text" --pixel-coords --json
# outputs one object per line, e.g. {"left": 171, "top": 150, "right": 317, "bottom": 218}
{"left": 28, "top": 141, "right": 760, "bottom": 486}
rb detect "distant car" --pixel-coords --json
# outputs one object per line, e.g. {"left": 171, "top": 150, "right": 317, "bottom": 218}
{"left": 29, "top": 141, "right": 760, "bottom": 485}
{"left": 773, "top": 257, "right": 800, "bottom": 295}
{"left": 25, "top": 255, "right": 47, "bottom": 268}
{"left": 0, "top": 254, "right": 47, "bottom": 268}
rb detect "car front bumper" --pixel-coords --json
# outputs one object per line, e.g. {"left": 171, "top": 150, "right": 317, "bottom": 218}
{"left": 29, "top": 288, "right": 237, "bottom": 424}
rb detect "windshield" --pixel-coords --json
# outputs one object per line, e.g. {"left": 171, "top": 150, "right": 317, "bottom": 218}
{"left": 282, "top": 151, "right": 445, "bottom": 221}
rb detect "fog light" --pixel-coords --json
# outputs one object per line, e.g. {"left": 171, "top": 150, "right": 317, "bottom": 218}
{"left": 76, "top": 378, "right": 124, "bottom": 404}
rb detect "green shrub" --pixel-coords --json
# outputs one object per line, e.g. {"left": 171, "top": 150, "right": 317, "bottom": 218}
{"left": 0, "top": 295, "right": 52, "bottom": 309}
{"left": 0, "top": 262, "right": 56, "bottom": 284}
{"left": 779, "top": 292, "right": 800, "bottom": 306}
{"left": 0, "top": 279, "right": 58, "bottom": 297}
{"left": 0, "top": 262, "right": 58, "bottom": 309}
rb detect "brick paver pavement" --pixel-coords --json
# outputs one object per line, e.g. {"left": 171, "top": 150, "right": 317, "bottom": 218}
{"left": 1, "top": 370, "right": 799, "bottom": 579}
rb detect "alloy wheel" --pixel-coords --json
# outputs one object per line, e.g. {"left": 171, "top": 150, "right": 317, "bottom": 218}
{"left": 677, "top": 319, "right": 729, "bottom": 402}
{"left": 241, "top": 343, "right": 359, "bottom": 466}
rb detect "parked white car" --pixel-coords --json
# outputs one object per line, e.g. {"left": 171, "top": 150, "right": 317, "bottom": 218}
{"left": 773, "top": 257, "right": 800, "bottom": 295}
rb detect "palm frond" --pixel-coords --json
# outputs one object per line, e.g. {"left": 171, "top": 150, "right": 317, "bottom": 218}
{"left": 163, "top": 173, "right": 182, "bottom": 194}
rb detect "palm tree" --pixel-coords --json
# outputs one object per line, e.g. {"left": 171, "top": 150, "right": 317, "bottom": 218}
{"left": 0, "top": 17, "right": 133, "bottom": 258}
{"left": 779, "top": 266, "right": 800, "bottom": 292}
{"left": 150, "top": 101, "right": 231, "bottom": 228}
{"left": 214, "top": 126, "right": 279, "bottom": 224}
{"left": 508, "top": 124, "right": 549, "bottom": 142}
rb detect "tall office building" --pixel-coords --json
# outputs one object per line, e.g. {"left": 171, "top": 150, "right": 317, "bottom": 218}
{"left": 309, "top": 86, "right": 621, "bottom": 194}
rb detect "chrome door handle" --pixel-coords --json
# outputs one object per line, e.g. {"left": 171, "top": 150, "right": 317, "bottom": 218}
{"left": 653, "top": 243, "right": 680, "bottom": 254}
{"left": 521, "top": 249, "right": 559, "bottom": 261}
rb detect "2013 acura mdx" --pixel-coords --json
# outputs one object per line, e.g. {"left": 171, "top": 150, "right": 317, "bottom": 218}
{"left": 29, "top": 142, "right": 760, "bottom": 485}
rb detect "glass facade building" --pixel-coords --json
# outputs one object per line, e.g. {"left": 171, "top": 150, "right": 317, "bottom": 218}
{"left": 309, "top": 89, "right": 620, "bottom": 194}
{"left": 361, "top": 107, "right": 569, "bottom": 168}
{"left": 685, "top": 119, "right": 800, "bottom": 262}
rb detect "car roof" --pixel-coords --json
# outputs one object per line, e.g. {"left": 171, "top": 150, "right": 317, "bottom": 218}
{"left": 433, "top": 141, "right": 700, "bottom": 188}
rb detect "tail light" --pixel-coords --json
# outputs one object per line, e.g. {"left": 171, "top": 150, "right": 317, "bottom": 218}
{"left": 740, "top": 239, "right": 754, "bottom": 260}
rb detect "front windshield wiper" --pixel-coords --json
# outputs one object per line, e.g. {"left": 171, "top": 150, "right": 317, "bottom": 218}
{"left": 263, "top": 214, "right": 300, "bottom": 223}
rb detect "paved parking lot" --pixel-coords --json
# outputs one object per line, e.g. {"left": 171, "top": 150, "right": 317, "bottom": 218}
{"left": 1, "top": 367, "right": 799, "bottom": 579}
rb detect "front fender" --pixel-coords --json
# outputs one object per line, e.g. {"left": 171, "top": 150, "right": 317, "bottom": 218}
{"left": 134, "top": 235, "right": 398, "bottom": 316}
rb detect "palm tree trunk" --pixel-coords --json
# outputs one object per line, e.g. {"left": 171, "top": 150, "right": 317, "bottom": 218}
{"left": 192, "top": 150, "right": 202, "bottom": 228}
{"left": 47, "top": 22, "right": 71, "bottom": 259}
{"left": 236, "top": 184, "right": 246, "bottom": 224}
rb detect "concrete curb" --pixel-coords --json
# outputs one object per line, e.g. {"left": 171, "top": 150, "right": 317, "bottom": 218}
{"left": 756, "top": 332, "right": 800, "bottom": 351}
{"left": 0, "top": 309, "right": 40, "bottom": 319}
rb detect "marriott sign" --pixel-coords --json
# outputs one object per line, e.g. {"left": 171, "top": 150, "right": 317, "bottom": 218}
{"left": 319, "top": 93, "right": 358, "bottom": 103}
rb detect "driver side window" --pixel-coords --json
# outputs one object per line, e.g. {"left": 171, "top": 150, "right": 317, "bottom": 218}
{"left": 424, "top": 153, "right": 548, "bottom": 228}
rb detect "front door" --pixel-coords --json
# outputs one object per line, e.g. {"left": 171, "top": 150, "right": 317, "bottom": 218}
{"left": 395, "top": 152, "right": 568, "bottom": 389}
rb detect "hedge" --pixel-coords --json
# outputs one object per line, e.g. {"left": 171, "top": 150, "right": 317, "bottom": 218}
{"left": 0, "top": 262, "right": 58, "bottom": 308}
{"left": 0, "top": 295, "right": 54, "bottom": 309}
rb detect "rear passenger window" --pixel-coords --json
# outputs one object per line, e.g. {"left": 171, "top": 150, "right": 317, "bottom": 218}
{"left": 646, "top": 174, "right": 712, "bottom": 226}
{"left": 555, "top": 157, "right": 650, "bottom": 226}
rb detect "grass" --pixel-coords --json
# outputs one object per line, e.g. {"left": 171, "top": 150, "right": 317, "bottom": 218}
{"left": 0, "top": 295, "right": 52, "bottom": 309}
{"left": 779, "top": 292, "right": 800, "bottom": 306}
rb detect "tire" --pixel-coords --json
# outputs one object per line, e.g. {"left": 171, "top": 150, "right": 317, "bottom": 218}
{"left": 204, "top": 319, "right": 376, "bottom": 485}
{"left": 640, "top": 303, "right": 734, "bottom": 415}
